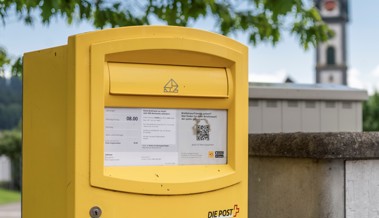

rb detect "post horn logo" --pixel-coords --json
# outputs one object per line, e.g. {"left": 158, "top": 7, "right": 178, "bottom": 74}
{"left": 164, "top": 79, "right": 179, "bottom": 93}
{"left": 208, "top": 204, "right": 240, "bottom": 218}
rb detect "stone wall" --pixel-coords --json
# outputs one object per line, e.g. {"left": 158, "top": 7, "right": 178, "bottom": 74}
{"left": 346, "top": 160, "right": 379, "bottom": 218}
{"left": 249, "top": 132, "right": 379, "bottom": 218}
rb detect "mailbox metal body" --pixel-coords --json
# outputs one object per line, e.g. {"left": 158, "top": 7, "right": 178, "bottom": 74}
{"left": 23, "top": 26, "right": 248, "bottom": 218}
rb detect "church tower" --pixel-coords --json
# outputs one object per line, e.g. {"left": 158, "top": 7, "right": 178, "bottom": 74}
{"left": 315, "top": 0, "right": 349, "bottom": 85}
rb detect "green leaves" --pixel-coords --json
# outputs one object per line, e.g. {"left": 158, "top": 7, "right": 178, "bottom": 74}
{"left": 0, "top": 130, "right": 21, "bottom": 159}
{"left": 363, "top": 92, "right": 379, "bottom": 131}
{"left": 0, "top": 47, "right": 11, "bottom": 77}
{"left": 291, "top": 6, "right": 334, "bottom": 49}
{"left": 10, "top": 57, "right": 22, "bottom": 78}
{"left": 0, "top": 0, "right": 334, "bottom": 77}
{"left": 0, "top": 129, "right": 22, "bottom": 190}
{"left": 0, "top": 47, "right": 21, "bottom": 78}
{"left": 149, "top": 0, "right": 208, "bottom": 26}
{"left": 262, "top": 0, "right": 296, "bottom": 19}
{"left": 0, "top": 0, "right": 332, "bottom": 48}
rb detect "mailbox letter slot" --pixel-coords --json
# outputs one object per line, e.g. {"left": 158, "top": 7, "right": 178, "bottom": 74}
{"left": 108, "top": 63, "right": 229, "bottom": 97}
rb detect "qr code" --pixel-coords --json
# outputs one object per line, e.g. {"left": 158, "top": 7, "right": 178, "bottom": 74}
{"left": 196, "top": 125, "right": 210, "bottom": 141}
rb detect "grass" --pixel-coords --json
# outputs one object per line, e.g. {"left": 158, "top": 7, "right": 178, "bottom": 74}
{"left": 0, "top": 188, "right": 21, "bottom": 204}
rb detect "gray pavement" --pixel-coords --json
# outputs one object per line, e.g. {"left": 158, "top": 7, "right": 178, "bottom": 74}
{"left": 0, "top": 202, "right": 21, "bottom": 218}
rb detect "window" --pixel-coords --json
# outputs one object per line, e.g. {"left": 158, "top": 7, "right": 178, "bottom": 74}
{"left": 326, "top": 101, "right": 336, "bottom": 108}
{"left": 251, "top": 101, "right": 259, "bottom": 107}
{"left": 329, "top": 74, "right": 334, "bottom": 83}
{"left": 305, "top": 101, "right": 316, "bottom": 108}
{"left": 327, "top": 46, "right": 336, "bottom": 65}
{"left": 287, "top": 100, "right": 298, "bottom": 108}
{"left": 342, "top": 102, "right": 353, "bottom": 109}
{"left": 266, "top": 100, "right": 278, "bottom": 108}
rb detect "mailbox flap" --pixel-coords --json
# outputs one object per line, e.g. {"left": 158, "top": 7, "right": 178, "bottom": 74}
{"left": 108, "top": 63, "right": 228, "bottom": 97}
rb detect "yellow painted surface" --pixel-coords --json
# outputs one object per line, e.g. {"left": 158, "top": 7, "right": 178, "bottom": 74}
{"left": 23, "top": 46, "right": 68, "bottom": 217}
{"left": 108, "top": 63, "right": 228, "bottom": 97}
{"left": 23, "top": 26, "right": 248, "bottom": 218}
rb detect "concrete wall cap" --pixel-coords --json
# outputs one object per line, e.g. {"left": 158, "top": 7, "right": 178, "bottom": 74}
{"left": 249, "top": 132, "right": 379, "bottom": 159}
{"left": 249, "top": 82, "right": 368, "bottom": 101}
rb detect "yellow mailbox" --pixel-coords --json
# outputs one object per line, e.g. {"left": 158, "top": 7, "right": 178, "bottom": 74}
{"left": 23, "top": 26, "right": 248, "bottom": 218}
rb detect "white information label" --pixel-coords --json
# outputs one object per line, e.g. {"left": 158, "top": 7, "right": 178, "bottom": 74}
{"left": 104, "top": 108, "right": 227, "bottom": 166}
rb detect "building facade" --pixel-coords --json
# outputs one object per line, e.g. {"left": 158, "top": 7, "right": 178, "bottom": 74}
{"left": 248, "top": 82, "right": 367, "bottom": 134}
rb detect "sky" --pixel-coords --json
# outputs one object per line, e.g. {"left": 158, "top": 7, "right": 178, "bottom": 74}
{"left": 1, "top": 1, "right": 378, "bottom": 94}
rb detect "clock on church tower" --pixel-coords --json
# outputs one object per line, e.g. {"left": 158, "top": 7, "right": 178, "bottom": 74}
{"left": 315, "top": 0, "right": 349, "bottom": 85}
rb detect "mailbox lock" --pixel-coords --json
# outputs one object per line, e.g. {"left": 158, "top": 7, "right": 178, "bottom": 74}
{"left": 89, "top": 206, "right": 102, "bottom": 218}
